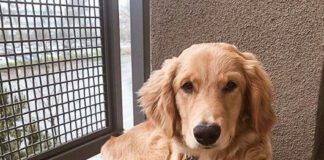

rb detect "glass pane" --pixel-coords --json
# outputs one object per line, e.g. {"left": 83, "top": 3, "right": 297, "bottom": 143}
{"left": 119, "top": 0, "right": 133, "bottom": 130}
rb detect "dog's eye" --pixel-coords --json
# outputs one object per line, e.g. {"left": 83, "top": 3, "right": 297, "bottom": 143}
{"left": 182, "top": 81, "right": 194, "bottom": 93}
{"left": 223, "top": 80, "right": 237, "bottom": 92}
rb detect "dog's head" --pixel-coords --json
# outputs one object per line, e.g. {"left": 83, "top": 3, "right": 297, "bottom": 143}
{"left": 138, "top": 43, "right": 275, "bottom": 151}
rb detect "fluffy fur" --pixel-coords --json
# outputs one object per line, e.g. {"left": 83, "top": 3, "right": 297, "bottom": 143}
{"left": 101, "top": 43, "right": 276, "bottom": 160}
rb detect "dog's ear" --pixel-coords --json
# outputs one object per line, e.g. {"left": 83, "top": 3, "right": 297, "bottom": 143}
{"left": 241, "top": 52, "right": 276, "bottom": 136}
{"left": 138, "top": 57, "right": 179, "bottom": 137}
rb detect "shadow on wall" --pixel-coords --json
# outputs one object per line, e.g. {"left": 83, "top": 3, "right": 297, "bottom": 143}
{"left": 313, "top": 62, "right": 324, "bottom": 160}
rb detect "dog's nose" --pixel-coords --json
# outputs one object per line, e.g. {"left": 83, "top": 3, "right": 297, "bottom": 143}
{"left": 193, "top": 123, "right": 221, "bottom": 146}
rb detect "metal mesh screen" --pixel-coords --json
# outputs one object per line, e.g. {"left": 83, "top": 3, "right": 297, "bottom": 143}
{"left": 0, "top": 0, "right": 107, "bottom": 159}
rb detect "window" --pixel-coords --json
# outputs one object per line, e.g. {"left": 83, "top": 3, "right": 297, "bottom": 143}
{"left": 119, "top": 0, "right": 133, "bottom": 130}
{"left": 0, "top": 0, "right": 122, "bottom": 159}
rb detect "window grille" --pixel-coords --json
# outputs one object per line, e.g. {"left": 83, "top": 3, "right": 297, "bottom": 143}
{"left": 0, "top": 0, "right": 118, "bottom": 159}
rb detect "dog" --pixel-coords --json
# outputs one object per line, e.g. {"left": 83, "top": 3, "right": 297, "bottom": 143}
{"left": 101, "top": 43, "right": 276, "bottom": 160}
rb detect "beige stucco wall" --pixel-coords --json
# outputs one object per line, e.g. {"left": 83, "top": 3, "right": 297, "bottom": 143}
{"left": 150, "top": 0, "right": 324, "bottom": 159}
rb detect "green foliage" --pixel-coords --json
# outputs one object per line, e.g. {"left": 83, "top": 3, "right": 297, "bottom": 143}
{"left": 0, "top": 87, "right": 57, "bottom": 160}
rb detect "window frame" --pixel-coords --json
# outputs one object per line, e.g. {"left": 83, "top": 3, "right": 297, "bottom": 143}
{"left": 130, "top": 0, "right": 150, "bottom": 125}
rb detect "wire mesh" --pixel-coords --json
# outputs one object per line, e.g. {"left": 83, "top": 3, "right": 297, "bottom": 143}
{"left": 0, "top": 0, "right": 107, "bottom": 159}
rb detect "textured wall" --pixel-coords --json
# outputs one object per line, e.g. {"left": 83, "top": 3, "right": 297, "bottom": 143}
{"left": 150, "top": 0, "right": 324, "bottom": 159}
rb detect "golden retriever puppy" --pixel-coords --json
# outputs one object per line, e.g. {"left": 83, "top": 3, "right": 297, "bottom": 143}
{"left": 101, "top": 43, "right": 276, "bottom": 160}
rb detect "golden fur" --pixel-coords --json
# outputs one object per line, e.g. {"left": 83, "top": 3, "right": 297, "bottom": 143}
{"left": 101, "top": 43, "right": 276, "bottom": 160}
